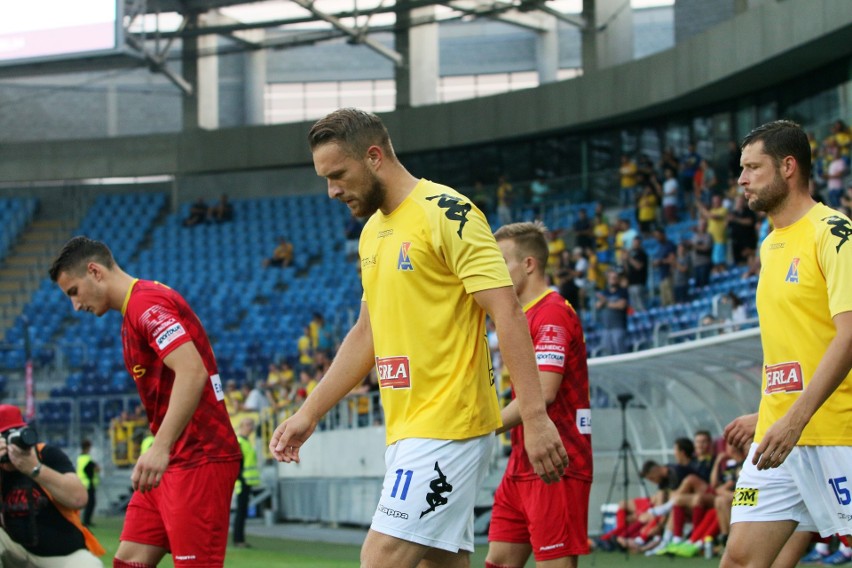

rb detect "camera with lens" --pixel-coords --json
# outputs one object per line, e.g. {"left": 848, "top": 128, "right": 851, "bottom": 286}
{"left": 0, "top": 427, "right": 38, "bottom": 463}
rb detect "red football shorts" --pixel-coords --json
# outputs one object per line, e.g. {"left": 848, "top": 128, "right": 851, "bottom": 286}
{"left": 488, "top": 475, "right": 591, "bottom": 561}
{"left": 121, "top": 460, "right": 240, "bottom": 567}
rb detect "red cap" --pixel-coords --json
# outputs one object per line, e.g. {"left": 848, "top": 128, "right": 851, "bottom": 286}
{"left": 0, "top": 405, "right": 27, "bottom": 432}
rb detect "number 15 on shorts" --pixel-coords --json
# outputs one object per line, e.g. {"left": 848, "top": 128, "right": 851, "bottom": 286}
{"left": 829, "top": 476, "right": 851, "bottom": 506}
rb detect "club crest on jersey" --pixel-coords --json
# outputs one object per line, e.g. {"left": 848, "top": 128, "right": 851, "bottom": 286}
{"left": 785, "top": 258, "right": 799, "bottom": 283}
{"left": 398, "top": 242, "right": 414, "bottom": 271}
{"left": 376, "top": 356, "right": 411, "bottom": 389}
{"left": 764, "top": 361, "right": 804, "bottom": 394}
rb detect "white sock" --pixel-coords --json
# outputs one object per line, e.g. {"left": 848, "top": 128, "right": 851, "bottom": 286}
{"left": 839, "top": 542, "right": 852, "bottom": 557}
{"left": 815, "top": 542, "right": 830, "bottom": 555}
{"left": 649, "top": 501, "right": 675, "bottom": 517}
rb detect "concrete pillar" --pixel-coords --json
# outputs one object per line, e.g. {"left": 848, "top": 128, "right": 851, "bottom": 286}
{"left": 106, "top": 84, "right": 119, "bottom": 137}
{"left": 395, "top": 6, "right": 439, "bottom": 109}
{"left": 582, "top": 0, "right": 634, "bottom": 72}
{"left": 581, "top": 0, "right": 598, "bottom": 74}
{"left": 536, "top": 14, "right": 559, "bottom": 85}
{"left": 182, "top": 12, "right": 219, "bottom": 130}
{"left": 243, "top": 30, "right": 267, "bottom": 126}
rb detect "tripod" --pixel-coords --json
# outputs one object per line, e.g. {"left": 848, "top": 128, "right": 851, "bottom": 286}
{"left": 605, "top": 393, "right": 649, "bottom": 560}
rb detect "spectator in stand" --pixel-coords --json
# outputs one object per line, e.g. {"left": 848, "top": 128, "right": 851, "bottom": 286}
{"left": 593, "top": 210, "right": 611, "bottom": 264}
{"left": 572, "top": 208, "right": 595, "bottom": 251}
{"left": 224, "top": 379, "right": 244, "bottom": 416}
{"left": 652, "top": 228, "right": 676, "bottom": 307}
{"left": 572, "top": 247, "right": 590, "bottom": 313}
{"left": 182, "top": 197, "right": 209, "bottom": 227}
{"left": 310, "top": 312, "right": 334, "bottom": 358}
{"left": 614, "top": 218, "right": 638, "bottom": 253}
{"left": 620, "top": 154, "right": 639, "bottom": 207}
{"left": 824, "top": 142, "right": 848, "bottom": 208}
{"left": 296, "top": 324, "right": 315, "bottom": 372}
{"left": 262, "top": 236, "right": 294, "bottom": 269}
{"left": 691, "top": 219, "right": 713, "bottom": 288}
{"left": 208, "top": 194, "right": 234, "bottom": 224}
{"left": 662, "top": 168, "right": 680, "bottom": 225}
{"left": 243, "top": 380, "right": 272, "bottom": 413}
{"left": 625, "top": 237, "right": 649, "bottom": 312}
{"left": 694, "top": 159, "right": 717, "bottom": 212}
{"left": 727, "top": 194, "right": 758, "bottom": 266}
{"left": 530, "top": 172, "right": 550, "bottom": 207}
{"left": 679, "top": 143, "right": 702, "bottom": 209}
{"left": 496, "top": 175, "right": 514, "bottom": 226}
{"left": 727, "top": 140, "right": 742, "bottom": 186}
{"left": 595, "top": 269, "right": 629, "bottom": 356}
{"left": 637, "top": 182, "right": 660, "bottom": 236}
{"left": 698, "top": 194, "right": 729, "bottom": 274}
{"left": 673, "top": 241, "right": 692, "bottom": 304}
{"left": 344, "top": 212, "right": 364, "bottom": 261}
{"left": 659, "top": 147, "right": 680, "bottom": 180}
{"left": 546, "top": 230, "right": 567, "bottom": 278}
{"left": 841, "top": 182, "right": 852, "bottom": 217}
{"left": 827, "top": 119, "right": 851, "bottom": 161}
{"left": 637, "top": 153, "right": 656, "bottom": 187}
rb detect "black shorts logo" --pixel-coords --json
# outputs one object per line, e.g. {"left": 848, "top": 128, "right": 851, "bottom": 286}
{"left": 420, "top": 461, "right": 453, "bottom": 518}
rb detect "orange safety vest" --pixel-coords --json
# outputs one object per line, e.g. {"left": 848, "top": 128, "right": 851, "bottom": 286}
{"left": 35, "top": 444, "right": 105, "bottom": 557}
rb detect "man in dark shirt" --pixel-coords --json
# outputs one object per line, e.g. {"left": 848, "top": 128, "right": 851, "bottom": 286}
{"left": 596, "top": 269, "right": 629, "bottom": 355}
{"left": 625, "top": 238, "right": 649, "bottom": 312}
{"left": 0, "top": 405, "right": 103, "bottom": 566}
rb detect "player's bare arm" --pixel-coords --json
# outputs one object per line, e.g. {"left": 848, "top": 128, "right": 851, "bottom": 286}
{"left": 754, "top": 310, "right": 852, "bottom": 470}
{"left": 723, "top": 412, "right": 758, "bottom": 452}
{"left": 132, "top": 341, "right": 208, "bottom": 493}
{"left": 473, "top": 286, "right": 568, "bottom": 483}
{"left": 1, "top": 439, "right": 88, "bottom": 509}
{"left": 270, "top": 301, "right": 376, "bottom": 462}
{"left": 497, "top": 370, "right": 562, "bottom": 435}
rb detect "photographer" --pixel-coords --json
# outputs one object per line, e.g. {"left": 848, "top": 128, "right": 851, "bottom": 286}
{"left": 0, "top": 405, "right": 104, "bottom": 567}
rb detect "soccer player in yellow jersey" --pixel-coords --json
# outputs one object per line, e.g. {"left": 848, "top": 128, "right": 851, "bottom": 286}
{"left": 269, "top": 108, "right": 567, "bottom": 568}
{"left": 720, "top": 120, "right": 852, "bottom": 568}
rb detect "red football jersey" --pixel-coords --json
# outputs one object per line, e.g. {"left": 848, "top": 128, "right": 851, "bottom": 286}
{"left": 121, "top": 280, "right": 241, "bottom": 469}
{"left": 505, "top": 290, "right": 593, "bottom": 481}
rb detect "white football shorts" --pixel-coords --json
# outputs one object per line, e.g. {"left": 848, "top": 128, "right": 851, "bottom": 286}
{"left": 731, "top": 443, "right": 852, "bottom": 537}
{"left": 370, "top": 434, "right": 495, "bottom": 553}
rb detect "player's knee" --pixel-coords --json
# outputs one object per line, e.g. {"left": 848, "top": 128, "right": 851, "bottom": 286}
{"left": 113, "top": 559, "right": 156, "bottom": 568}
{"left": 485, "top": 562, "right": 521, "bottom": 568}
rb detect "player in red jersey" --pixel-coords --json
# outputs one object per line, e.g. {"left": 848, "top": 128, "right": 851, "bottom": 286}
{"left": 489, "top": 222, "right": 593, "bottom": 568}
{"left": 49, "top": 237, "right": 241, "bottom": 568}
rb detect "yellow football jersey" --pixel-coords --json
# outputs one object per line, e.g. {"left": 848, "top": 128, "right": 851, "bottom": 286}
{"left": 755, "top": 203, "right": 852, "bottom": 445}
{"left": 359, "top": 179, "right": 509, "bottom": 445}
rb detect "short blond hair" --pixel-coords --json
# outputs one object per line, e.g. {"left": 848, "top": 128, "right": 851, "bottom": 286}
{"left": 493, "top": 221, "right": 550, "bottom": 274}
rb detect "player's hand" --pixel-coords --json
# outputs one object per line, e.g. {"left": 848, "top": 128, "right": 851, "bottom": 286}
{"left": 723, "top": 413, "right": 758, "bottom": 452}
{"left": 752, "top": 412, "right": 803, "bottom": 470}
{"left": 522, "top": 415, "right": 568, "bottom": 484}
{"left": 269, "top": 411, "right": 317, "bottom": 463}
{"left": 132, "top": 442, "right": 169, "bottom": 493}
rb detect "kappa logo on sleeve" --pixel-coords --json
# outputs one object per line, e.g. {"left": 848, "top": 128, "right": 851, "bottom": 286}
{"left": 425, "top": 193, "right": 471, "bottom": 239}
{"left": 764, "top": 361, "right": 804, "bottom": 394}
{"left": 376, "top": 356, "right": 411, "bottom": 389}
{"left": 155, "top": 322, "right": 186, "bottom": 351}
{"left": 822, "top": 215, "right": 851, "bottom": 253}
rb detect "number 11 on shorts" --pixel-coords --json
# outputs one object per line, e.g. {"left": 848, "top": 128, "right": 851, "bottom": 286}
{"left": 829, "top": 476, "right": 851, "bottom": 506}
{"left": 391, "top": 469, "right": 413, "bottom": 500}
